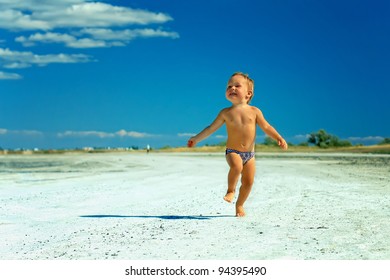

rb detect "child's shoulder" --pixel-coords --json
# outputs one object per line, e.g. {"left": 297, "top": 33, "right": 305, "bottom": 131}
{"left": 247, "top": 105, "right": 262, "bottom": 113}
{"left": 220, "top": 106, "right": 233, "bottom": 113}
{"left": 216, "top": 107, "right": 232, "bottom": 119}
{"left": 248, "top": 104, "right": 260, "bottom": 110}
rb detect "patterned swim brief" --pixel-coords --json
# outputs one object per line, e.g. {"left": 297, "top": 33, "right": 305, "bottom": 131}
{"left": 225, "top": 148, "right": 255, "bottom": 165}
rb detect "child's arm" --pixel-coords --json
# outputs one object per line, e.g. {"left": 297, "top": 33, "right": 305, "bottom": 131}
{"left": 188, "top": 109, "right": 226, "bottom": 147}
{"left": 255, "top": 108, "right": 288, "bottom": 150}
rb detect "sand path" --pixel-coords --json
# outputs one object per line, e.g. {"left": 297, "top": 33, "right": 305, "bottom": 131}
{"left": 1, "top": 153, "right": 389, "bottom": 259}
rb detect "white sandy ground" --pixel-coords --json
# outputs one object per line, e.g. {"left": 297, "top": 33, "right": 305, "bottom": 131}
{"left": 0, "top": 152, "right": 389, "bottom": 260}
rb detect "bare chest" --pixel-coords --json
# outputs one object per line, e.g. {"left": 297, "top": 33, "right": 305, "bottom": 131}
{"left": 225, "top": 110, "right": 256, "bottom": 127}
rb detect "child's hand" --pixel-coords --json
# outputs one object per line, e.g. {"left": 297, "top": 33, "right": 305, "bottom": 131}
{"left": 187, "top": 139, "right": 195, "bottom": 147}
{"left": 278, "top": 139, "right": 288, "bottom": 150}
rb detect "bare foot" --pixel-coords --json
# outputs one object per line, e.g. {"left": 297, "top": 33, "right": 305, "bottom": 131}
{"left": 236, "top": 205, "right": 245, "bottom": 217}
{"left": 223, "top": 192, "right": 235, "bottom": 203}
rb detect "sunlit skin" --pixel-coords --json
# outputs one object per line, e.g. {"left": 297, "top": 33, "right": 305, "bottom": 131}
{"left": 188, "top": 73, "right": 287, "bottom": 217}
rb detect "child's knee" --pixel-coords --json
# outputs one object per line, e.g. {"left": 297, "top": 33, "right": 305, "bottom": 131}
{"left": 241, "top": 176, "right": 254, "bottom": 187}
{"left": 230, "top": 164, "right": 243, "bottom": 174}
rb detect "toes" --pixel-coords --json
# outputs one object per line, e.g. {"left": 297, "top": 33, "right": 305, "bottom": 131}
{"left": 236, "top": 206, "right": 245, "bottom": 217}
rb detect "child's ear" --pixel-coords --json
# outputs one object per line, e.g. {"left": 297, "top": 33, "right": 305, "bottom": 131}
{"left": 246, "top": 90, "right": 253, "bottom": 103}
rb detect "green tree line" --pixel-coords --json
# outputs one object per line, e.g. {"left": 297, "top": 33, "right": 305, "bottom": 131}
{"left": 308, "top": 129, "right": 352, "bottom": 148}
{"left": 262, "top": 129, "right": 389, "bottom": 148}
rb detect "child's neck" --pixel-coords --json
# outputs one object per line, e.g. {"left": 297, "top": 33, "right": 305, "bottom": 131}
{"left": 231, "top": 102, "right": 249, "bottom": 107}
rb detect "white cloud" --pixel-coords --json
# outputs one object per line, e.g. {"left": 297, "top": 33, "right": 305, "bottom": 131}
{"left": 0, "top": 1, "right": 173, "bottom": 31}
{"left": 178, "top": 133, "right": 225, "bottom": 139}
{"left": 2, "top": 62, "right": 31, "bottom": 69}
{"left": 66, "top": 37, "right": 116, "bottom": 48}
{"left": 80, "top": 28, "right": 179, "bottom": 41}
{"left": 15, "top": 28, "right": 178, "bottom": 49}
{"left": 0, "top": 47, "right": 93, "bottom": 68}
{"left": 16, "top": 32, "right": 74, "bottom": 47}
{"left": 178, "top": 133, "right": 195, "bottom": 137}
{"left": 0, "top": 9, "right": 51, "bottom": 30}
{"left": 116, "top": 129, "right": 154, "bottom": 138}
{"left": 16, "top": 32, "right": 118, "bottom": 49}
{"left": 293, "top": 134, "right": 310, "bottom": 141}
{"left": 57, "top": 129, "right": 156, "bottom": 138}
{"left": 347, "top": 136, "right": 384, "bottom": 143}
{"left": 0, "top": 0, "right": 84, "bottom": 11}
{"left": 133, "top": 28, "right": 179, "bottom": 39}
{"left": 57, "top": 130, "right": 115, "bottom": 138}
{"left": 40, "top": 2, "right": 172, "bottom": 28}
{"left": 15, "top": 28, "right": 179, "bottom": 48}
{"left": 0, "top": 71, "right": 22, "bottom": 79}
{"left": 0, "top": 128, "right": 43, "bottom": 136}
{"left": 0, "top": 1, "right": 178, "bottom": 77}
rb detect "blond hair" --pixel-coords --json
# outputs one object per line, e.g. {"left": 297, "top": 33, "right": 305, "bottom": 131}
{"left": 230, "top": 72, "right": 254, "bottom": 104}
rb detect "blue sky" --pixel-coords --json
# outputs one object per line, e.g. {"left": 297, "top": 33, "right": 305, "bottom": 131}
{"left": 0, "top": 0, "right": 389, "bottom": 149}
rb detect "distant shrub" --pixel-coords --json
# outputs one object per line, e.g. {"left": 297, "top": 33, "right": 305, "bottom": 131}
{"left": 298, "top": 142, "right": 309, "bottom": 147}
{"left": 378, "top": 138, "right": 390, "bottom": 145}
{"left": 160, "top": 145, "right": 171, "bottom": 150}
{"left": 308, "top": 129, "right": 352, "bottom": 148}
{"left": 263, "top": 137, "right": 278, "bottom": 146}
{"left": 206, "top": 141, "right": 226, "bottom": 147}
{"left": 335, "top": 140, "right": 353, "bottom": 147}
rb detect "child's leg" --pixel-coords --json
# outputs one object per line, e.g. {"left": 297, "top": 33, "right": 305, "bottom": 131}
{"left": 224, "top": 153, "right": 243, "bottom": 203}
{"left": 235, "top": 158, "right": 255, "bottom": 217}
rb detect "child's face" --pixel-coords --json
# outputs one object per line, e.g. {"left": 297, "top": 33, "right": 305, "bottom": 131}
{"left": 225, "top": 75, "right": 252, "bottom": 104}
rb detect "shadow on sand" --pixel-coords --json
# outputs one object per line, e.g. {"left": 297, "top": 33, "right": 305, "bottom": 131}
{"left": 79, "top": 214, "right": 234, "bottom": 220}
